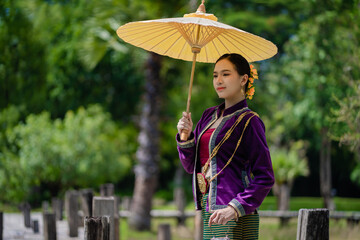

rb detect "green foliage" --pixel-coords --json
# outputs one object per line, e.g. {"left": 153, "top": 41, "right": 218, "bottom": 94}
{"left": 350, "top": 164, "right": 360, "bottom": 186}
{"left": 331, "top": 81, "right": 360, "bottom": 152}
{"left": 0, "top": 0, "right": 47, "bottom": 113}
{"left": 15, "top": 0, "right": 145, "bottom": 121}
{"left": 260, "top": 0, "right": 360, "bottom": 190}
{"left": 328, "top": 8, "right": 360, "bottom": 185}
{"left": 1, "top": 0, "right": 360, "bottom": 203}
{"left": 0, "top": 105, "right": 136, "bottom": 203}
{"left": 271, "top": 141, "right": 309, "bottom": 185}
{"left": 0, "top": 105, "right": 26, "bottom": 201}
{"left": 262, "top": 196, "right": 360, "bottom": 212}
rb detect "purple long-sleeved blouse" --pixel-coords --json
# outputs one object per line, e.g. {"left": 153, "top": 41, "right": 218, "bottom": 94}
{"left": 176, "top": 99, "right": 274, "bottom": 217}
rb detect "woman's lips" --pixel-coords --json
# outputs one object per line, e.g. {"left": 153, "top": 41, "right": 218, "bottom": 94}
{"left": 216, "top": 87, "right": 225, "bottom": 91}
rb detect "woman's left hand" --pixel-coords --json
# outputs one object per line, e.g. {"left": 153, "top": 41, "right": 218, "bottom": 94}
{"left": 208, "top": 206, "right": 237, "bottom": 226}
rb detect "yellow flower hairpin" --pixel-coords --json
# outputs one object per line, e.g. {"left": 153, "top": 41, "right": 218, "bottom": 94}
{"left": 246, "top": 64, "right": 258, "bottom": 100}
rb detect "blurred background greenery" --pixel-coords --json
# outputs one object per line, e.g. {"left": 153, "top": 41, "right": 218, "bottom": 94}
{"left": 0, "top": 0, "right": 359, "bottom": 217}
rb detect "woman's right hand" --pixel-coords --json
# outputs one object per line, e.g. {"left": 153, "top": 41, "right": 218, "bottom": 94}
{"left": 177, "top": 112, "right": 193, "bottom": 140}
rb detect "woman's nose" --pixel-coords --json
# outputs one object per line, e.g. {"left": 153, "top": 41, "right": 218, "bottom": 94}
{"left": 216, "top": 76, "right": 223, "bottom": 84}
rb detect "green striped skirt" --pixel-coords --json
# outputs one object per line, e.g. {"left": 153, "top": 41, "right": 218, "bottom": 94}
{"left": 202, "top": 193, "right": 259, "bottom": 240}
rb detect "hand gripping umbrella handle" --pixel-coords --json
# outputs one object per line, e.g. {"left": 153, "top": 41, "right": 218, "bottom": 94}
{"left": 180, "top": 131, "right": 190, "bottom": 141}
{"left": 180, "top": 51, "right": 198, "bottom": 141}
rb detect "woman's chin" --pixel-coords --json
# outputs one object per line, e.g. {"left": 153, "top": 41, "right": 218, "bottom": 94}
{"left": 216, "top": 93, "right": 226, "bottom": 99}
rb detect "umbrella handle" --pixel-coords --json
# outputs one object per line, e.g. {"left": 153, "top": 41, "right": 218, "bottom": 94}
{"left": 180, "top": 51, "right": 198, "bottom": 141}
{"left": 180, "top": 131, "right": 189, "bottom": 141}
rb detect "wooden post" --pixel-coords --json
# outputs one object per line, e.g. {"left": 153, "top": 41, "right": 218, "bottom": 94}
{"left": 32, "top": 219, "right": 39, "bottom": 233}
{"left": 93, "top": 197, "right": 119, "bottom": 240}
{"left": 174, "top": 187, "right": 186, "bottom": 226}
{"left": 114, "top": 197, "right": 120, "bottom": 240}
{"left": 84, "top": 216, "right": 110, "bottom": 240}
{"left": 80, "top": 189, "right": 94, "bottom": 217}
{"left": 42, "top": 201, "right": 50, "bottom": 214}
{"left": 194, "top": 210, "right": 203, "bottom": 240}
{"left": 297, "top": 208, "right": 329, "bottom": 240}
{"left": 0, "top": 212, "right": 3, "bottom": 240}
{"left": 174, "top": 165, "right": 186, "bottom": 226}
{"left": 158, "top": 224, "right": 171, "bottom": 240}
{"left": 65, "top": 190, "right": 79, "bottom": 237}
{"left": 121, "top": 197, "right": 132, "bottom": 211}
{"left": 79, "top": 189, "right": 94, "bottom": 228}
{"left": 347, "top": 215, "right": 360, "bottom": 226}
{"left": 52, "top": 197, "right": 63, "bottom": 221}
{"left": 21, "top": 202, "right": 31, "bottom": 228}
{"left": 43, "top": 213, "right": 57, "bottom": 240}
{"left": 100, "top": 183, "right": 115, "bottom": 197}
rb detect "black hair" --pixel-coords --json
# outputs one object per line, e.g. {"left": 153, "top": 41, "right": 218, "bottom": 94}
{"left": 215, "top": 53, "right": 251, "bottom": 92}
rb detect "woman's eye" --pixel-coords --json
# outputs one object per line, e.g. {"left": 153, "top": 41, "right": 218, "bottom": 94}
{"left": 213, "top": 75, "right": 218, "bottom": 78}
{"left": 223, "top": 73, "right": 230, "bottom": 76}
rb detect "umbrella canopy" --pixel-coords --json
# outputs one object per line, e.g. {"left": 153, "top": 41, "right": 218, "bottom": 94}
{"left": 116, "top": 1, "right": 277, "bottom": 140}
{"left": 116, "top": 7, "right": 277, "bottom": 63}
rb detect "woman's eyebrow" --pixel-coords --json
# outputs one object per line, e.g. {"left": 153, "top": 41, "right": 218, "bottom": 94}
{"left": 213, "top": 69, "right": 231, "bottom": 74}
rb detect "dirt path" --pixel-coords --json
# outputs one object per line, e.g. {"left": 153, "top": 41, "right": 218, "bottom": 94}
{"left": 3, "top": 212, "right": 84, "bottom": 240}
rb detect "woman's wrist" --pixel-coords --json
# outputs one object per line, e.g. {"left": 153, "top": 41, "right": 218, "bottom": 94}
{"left": 227, "top": 205, "right": 239, "bottom": 220}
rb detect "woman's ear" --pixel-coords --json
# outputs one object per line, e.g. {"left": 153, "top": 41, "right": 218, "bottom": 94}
{"left": 241, "top": 74, "right": 249, "bottom": 87}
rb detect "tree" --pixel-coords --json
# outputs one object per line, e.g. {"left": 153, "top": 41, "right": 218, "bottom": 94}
{"left": 128, "top": 53, "right": 162, "bottom": 230}
{"left": 126, "top": 0, "right": 194, "bottom": 230}
{"left": 331, "top": 80, "right": 360, "bottom": 186}
{"left": 262, "top": 0, "right": 360, "bottom": 209}
{"left": 17, "top": 0, "right": 144, "bottom": 121}
{"left": 271, "top": 141, "right": 309, "bottom": 224}
{"left": 328, "top": 5, "right": 360, "bottom": 186}
{"left": 0, "top": 105, "right": 134, "bottom": 203}
{"left": 0, "top": 0, "right": 47, "bottom": 114}
{"left": 71, "top": 0, "right": 190, "bottom": 230}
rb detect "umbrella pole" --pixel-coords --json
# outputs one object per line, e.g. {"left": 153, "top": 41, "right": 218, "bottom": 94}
{"left": 180, "top": 51, "right": 198, "bottom": 141}
{"left": 186, "top": 52, "right": 198, "bottom": 113}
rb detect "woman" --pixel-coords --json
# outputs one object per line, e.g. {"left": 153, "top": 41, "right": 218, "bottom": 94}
{"left": 176, "top": 53, "right": 274, "bottom": 239}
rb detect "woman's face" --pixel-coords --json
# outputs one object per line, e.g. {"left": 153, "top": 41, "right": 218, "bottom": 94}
{"left": 213, "top": 59, "right": 246, "bottom": 102}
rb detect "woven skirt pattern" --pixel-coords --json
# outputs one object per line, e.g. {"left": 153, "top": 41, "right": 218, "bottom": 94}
{"left": 202, "top": 193, "right": 259, "bottom": 240}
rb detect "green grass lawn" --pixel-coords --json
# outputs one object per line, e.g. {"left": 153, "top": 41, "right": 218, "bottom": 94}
{"left": 260, "top": 196, "right": 360, "bottom": 211}
{"left": 2, "top": 196, "right": 358, "bottom": 212}
{"left": 2, "top": 196, "right": 360, "bottom": 240}
{"left": 120, "top": 217, "right": 360, "bottom": 240}
{"left": 157, "top": 196, "right": 360, "bottom": 212}
{"left": 120, "top": 196, "right": 360, "bottom": 240}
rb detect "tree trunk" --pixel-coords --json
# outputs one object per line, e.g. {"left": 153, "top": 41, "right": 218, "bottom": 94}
{"left": 174, "top": 164, "right": 186, "bottom": 226}
{"left": 320, "top": 128, "right": 335, "bottom": 210}
{"left": 128, "top": 52, "right": 162, "bottom": 231}
{"left": 277, "top": 184, "right": 290, "bottom": 211}
{"left": 274, "top": 183, "right": 291, "bottom": 226}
